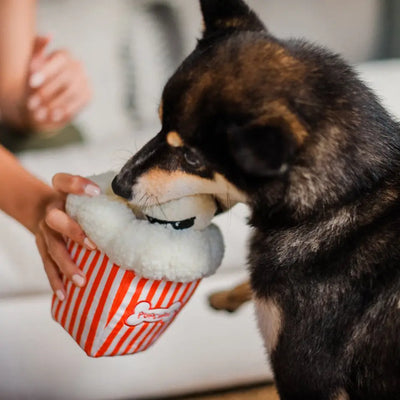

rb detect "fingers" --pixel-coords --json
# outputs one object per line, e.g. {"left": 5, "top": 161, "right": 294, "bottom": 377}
{"left": 27, "top": 67, "right": 73, "bottom": 113}
{"left": 35, "top": 175, "right": 100, "bottom": 300}
{"left": 48, "top": 77, "right": 89, "bottom": 113}
{"left": 45, "top": 208, "right": 96, "bottom": 250}
{"left": 30, "top": 35, "right": 52, "bottom": 71}
{"left": 26, "top": 47, "right": 92, "bottom": 131}
{"left": 36, "top": 230, "right": 65, "bottom": 301}
{"left": 30, "top": 68, "right": 77, "bottom": 112}
{"left": 40, "top": 74, "right": 91, "bottom": 125}
{"left": 40, "top": 221, "right": 87, "bottom": 293}
{"left": 29, "top": 49, "right": 70, "bottom": 89}
{"left": 52, "top": 173, "right": 101, "bottom": 197}
{"left": 49, "top": 174, "right": 99, "bottom": 249}
{"left": 36, "top": 206, "right": 92, "bottom": 300}
{"left": 32, "top": 35, "right": 52, "bottom": 58}
{"left": 35, "top": 172, "right": 101, "bottom": 300}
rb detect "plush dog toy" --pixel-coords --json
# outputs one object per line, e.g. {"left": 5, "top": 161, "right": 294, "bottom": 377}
{"left": 51, "top": 172, "right": 224, "bottom": 357}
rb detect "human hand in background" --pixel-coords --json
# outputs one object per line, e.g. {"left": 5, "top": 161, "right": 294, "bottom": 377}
{"left": 35, "top": 173, "right": 100, "bottom": 301}
{"left": 26, "top": 36, "right": 92, "bottom": 132}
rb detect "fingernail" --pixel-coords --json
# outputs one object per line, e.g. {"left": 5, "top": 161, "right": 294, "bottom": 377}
{"left": 84, "top": 184, "right": 101, "bottom": 197}
{"left": 84, "top": 237, "right": 97, "bottom": 250}
{"left": 72, "top": 274, "right": 86, "bottom": 288}
{"left": 35, "top": 107, "right": 47, "bottom": 121}
{"left": 27, "top": 95, "right": 41, "bottom": 110}
{"left": 56, "top": 290, "right": 65, "bottom": 301}
{"left": 29, "top": 72, "right": 44, "bottom": 88}
{"left": 51, "top": 109, "right": 64, "bottom": 122}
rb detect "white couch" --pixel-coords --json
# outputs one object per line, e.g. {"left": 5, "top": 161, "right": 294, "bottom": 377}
{"left": 1, "top": 0, "right": 399, "bottom": 398}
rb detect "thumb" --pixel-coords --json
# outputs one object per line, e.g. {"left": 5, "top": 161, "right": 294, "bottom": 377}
{"left": 31, "top": 35, "right": 52, "bottom": 70}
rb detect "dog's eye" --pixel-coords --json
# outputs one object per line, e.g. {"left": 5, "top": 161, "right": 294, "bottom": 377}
{"left": 184, "top": 148, "right": 202, "bottom": 168}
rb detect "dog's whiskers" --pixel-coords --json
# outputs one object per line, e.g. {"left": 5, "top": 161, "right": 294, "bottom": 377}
{"left": 154, "top": 196, "right": 167, "bottom": 220}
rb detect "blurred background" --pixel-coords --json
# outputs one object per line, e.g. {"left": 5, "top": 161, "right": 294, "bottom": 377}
{"left": 1, "top": 1, "right": 400, "bottom": 399}
{"left": 36, "top": 0, "right": 400, "bottom": 144}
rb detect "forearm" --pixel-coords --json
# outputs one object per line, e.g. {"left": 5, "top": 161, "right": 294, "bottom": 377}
{"left": 0, "top": 0, "right": 36, "bottom": 127}
{"left": 0, "top": 146, "right": 55, "bottom": 234}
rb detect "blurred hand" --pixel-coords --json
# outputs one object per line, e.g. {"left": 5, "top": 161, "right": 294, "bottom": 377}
{"left": 26, "top": 36, "right": 92, "bottom": 132}
{"left": 35, "top": 173, "right": 100, "bottom": 301}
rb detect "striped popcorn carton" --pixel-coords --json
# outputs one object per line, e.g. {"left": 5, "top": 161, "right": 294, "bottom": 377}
{"left": 51, "top": 241, "right": 200, "bottom": 357}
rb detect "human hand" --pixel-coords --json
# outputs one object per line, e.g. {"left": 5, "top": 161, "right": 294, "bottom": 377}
{"left": 35, "top": 173, "right": 101, "bottom": 301}
{"left": 26, "top": 36, "right": 92, "bottom": 132}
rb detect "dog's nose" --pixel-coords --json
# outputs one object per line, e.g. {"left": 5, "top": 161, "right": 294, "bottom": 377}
{"left": 111, "top": 176, "right": 132, "bottom": 200}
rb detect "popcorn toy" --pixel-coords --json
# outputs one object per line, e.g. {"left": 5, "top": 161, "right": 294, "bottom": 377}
{"left": 51, "top": 172, "right": 224, "bottom": 357}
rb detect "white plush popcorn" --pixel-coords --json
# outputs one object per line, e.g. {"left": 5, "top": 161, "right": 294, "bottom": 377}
{"left": 66, "top": 172, "right": 224, "bottom": 282}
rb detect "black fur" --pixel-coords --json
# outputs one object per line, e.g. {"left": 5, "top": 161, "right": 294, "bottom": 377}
{"left": 200, "top": 0, "right": 265, "bottom": 38}
{"left": 113, "top": 1, "right": 400, "bottom": 398}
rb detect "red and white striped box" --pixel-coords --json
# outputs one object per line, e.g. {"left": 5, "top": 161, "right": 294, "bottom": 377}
{"left": 51, "top": 241, "right": 200, "bottom": 357}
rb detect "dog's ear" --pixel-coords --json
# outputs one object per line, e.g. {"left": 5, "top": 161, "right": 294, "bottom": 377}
{"left": 227, "top": 104, "right": 308, "bottom": 177}
{"left": 199, "top": 0, "right": 265, "bottom": 38}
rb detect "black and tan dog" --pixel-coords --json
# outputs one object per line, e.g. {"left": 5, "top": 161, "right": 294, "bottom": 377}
{"left": 112, "top": 1, "right": 400, "bottom": 399}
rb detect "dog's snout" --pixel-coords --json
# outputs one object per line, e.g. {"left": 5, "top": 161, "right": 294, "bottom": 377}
{"left": 112, "top": 175, "right": 133, "bottom": 200}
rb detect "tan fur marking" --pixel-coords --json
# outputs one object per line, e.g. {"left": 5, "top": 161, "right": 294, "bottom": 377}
{"left": 331, "top": 389, "right": 349, "bottom": 400}
{"left": 255, "top": 297, "right": 282, "bottom": 353}
{"left": 201, "top": 18, "right": 206, "bottom": 33}
{"left": 166, "top": 131, "right": 184, "bottom": 147}
{"left": 158, "top": 100, "right": 163, "bottom": 122}
{"left": 130, "top": 168, "right": 247, "bottom": 208}
{"left": 259, "top": 100, "right": 308, "bottom": 145}
{"left": 203, "top": 17, "right": 245, "bottom": 31}
{"left": 215, "top": 17, "right": 245, "bottom": 29}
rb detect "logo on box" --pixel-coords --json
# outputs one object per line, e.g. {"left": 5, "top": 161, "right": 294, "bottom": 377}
{"left": 125, "top": 301, "right": 182, "bottom": 326}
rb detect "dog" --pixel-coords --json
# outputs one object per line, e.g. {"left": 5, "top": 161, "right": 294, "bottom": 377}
{"left": 112, "top": 1, "right": 400, "bottom": 398}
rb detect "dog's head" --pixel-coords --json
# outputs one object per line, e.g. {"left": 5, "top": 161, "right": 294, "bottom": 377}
{"left": 112, "top": 0, "right": 309, "bottom": 210}
{"left": 112, "top": 0, "right": 387, "bottom": 216}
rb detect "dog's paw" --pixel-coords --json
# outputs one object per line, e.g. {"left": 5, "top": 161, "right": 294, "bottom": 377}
{"left": 208, "top": 281, "right": 252, "bottom": 313}
{"left": 208, "top": 290, "right": 242, "bottom": 313}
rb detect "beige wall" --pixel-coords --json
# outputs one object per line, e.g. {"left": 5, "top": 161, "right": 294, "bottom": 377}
{"left": 178, "top": 0, "right": 382, "bottom": 63}
{"left": 36, "top": 0, "right": 383, "bottom": 141}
